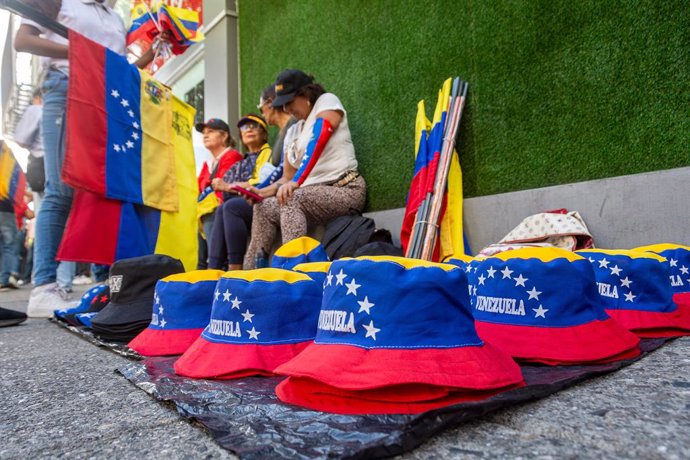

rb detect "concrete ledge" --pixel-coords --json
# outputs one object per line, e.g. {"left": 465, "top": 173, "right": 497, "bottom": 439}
{"left": 365, "top": 167, "right": 690, "bottom": 253}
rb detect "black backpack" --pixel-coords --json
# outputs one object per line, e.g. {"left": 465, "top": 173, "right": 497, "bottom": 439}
{"left": 322, "top": 215, "right": 376, "bottom": 260}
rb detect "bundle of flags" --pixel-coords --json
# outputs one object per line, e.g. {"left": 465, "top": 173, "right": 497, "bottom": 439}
{"left": 127, "top": 1, "right": 204, "bottom": 56}
{"left": 0, "top": 141, "right": 28, "bottom": 228}
{"left": 58, "top": 31, "right": 197, "bottom": 270}
{"left": 401, "top": 78, "right": 469, "bottom": 262}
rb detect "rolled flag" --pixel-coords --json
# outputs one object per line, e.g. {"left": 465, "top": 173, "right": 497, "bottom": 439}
{"left": 275, "top": 257, "right": 524, "bottom": 415}
{"left": 271, "top": 236, "right": 329, "bottom": 270}
{"left": 129, "top": 270, "right": 224, "bottom": 356}
{"left": 579, "top": 249, "right": 690, "bottom": 337}
{"left": 634, "top": 243, "right": 690, "bottom": 310}
{"left": 174, "top": 269, "right": 322, "bottom": 379}
{"left": 54, "top": 284, "right": 108, "bottom": 326}
{"left": 466, "top": 247, "right": 640, "bottom": 365}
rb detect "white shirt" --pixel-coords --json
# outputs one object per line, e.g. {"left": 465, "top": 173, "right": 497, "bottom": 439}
{"left": 22, "top": 0, "right": 127, "bottom": 74}
{"left": 286, "top": 93, "right": 358, "bottom": 186}
{"left": 13, "top": 104, "right": 44, "bottom": 158}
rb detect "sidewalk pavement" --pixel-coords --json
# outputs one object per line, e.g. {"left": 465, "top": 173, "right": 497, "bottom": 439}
{"left": 1, "top": 285, "right": 689, "bottom": 459}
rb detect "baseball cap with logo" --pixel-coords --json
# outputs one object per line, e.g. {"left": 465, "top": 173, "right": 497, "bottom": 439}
{"left": 129, "top": 270, "right": 225, "bottom": 356}
{"left": 91, "top": 255, "right": 185, "bottom": 342}
{"left": 465, "top": 247, "right": 640, "bottom": 365}
{"left": 271, "top": 69, "right": 314, "bottom": 108}
{"left": 271, "top": 237, "right": 329, "bottom": 270}
{"left": 275, "top": 256, "right": 524, "bottom": 414}
{"left": 174, "top": 268, "right": 322, "bottom": 379}
{"left": 578, "top": 249, "right": 690, "bottom": 337}
{"left": 55, "top": 284, "right": 108, "bottom": 327}
{"left": 237, "top": 113, "right": 268, "bottom": 131}
{"left": 633, "top": 244, "right": 690, "bottom": 309}
{"left": 194, "top": 118, "right": 230, "bottom": 134}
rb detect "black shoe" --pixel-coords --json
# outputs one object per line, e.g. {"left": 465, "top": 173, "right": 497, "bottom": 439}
{"left": 0, "top": 307, "right": 27, "bottom": 327}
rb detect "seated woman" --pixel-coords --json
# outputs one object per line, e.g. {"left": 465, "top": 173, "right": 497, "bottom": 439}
{"left": 196, "top": 118, "right": 241, "bottom": 268}
{"left": 243, "top": 69, "right": 366, "bottom": 269}
{"left": 207, "top": 114, "right": 273, "bottom": 270}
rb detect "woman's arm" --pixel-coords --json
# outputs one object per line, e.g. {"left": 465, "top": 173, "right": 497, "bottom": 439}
{"left": 14, "top": 24, "right": 68, "bottom": 58}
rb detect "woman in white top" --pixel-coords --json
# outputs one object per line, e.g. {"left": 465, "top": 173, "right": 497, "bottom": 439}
{"left": 243, "top": 69, "right": 366, "bottom": 269}
{"left": 15, "top": 0, "right": 158, "bottom": 316}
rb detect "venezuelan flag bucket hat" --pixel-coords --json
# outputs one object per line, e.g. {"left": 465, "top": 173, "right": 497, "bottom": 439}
{"left": 634, "top": 244, "right": 690, "bottom": 309}
{"left": 467, "top": 247, "right": 640, "bottom": 365}
{"left": 55, "top": 284, "right": 108, "bottom": 326}
{"left": 174, "top": 269, "right": 322, "bottom": 379}
{"left": 292, "top": 261, "right": 332, "bottom": 286}
{"left": 578, "top": 249, "right": 690, "bottom": 338}
{"left": 271, "top": 236, "right": 329, "bottom": 270}
{"left": 128, "top": 270, "right": 224, "bottom": 356}
{"left": 275, "top": 256, "right": 524, "bottom": 414}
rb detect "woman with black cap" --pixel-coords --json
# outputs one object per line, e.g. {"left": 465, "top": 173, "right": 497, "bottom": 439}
{"left": 243, "top": 69, "right": 366, "bottom": 269}
{"left": 195, "top": 118, "right": 242, "bottom": 268}
{"left": 207, "top": 114, "right": 272, "bottom": 270}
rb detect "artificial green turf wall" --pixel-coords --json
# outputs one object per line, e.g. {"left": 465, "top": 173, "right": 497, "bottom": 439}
{"left": 238, "top": 0, "right": 689, "bottom": 211}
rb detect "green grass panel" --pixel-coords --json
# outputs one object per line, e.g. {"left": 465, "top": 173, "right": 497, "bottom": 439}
{"left": 238, "top": 0, "right": 689, "bottom": 211}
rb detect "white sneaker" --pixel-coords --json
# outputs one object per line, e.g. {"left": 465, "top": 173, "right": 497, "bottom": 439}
{"left": 72, "top": 275, "right": 94, "bottom": 286}
{"left": 27, "top": 283, "right": 74, "bottom": 318}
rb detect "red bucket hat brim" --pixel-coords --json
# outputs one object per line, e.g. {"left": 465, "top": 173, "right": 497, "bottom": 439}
{"left": 674, "top": 292, "right": 690, "bottom": 308}
{"left": 605, "top": 302, "right": 690, "bottom": 338}
{"left": 276, "top": 376, "right": 524, "bottom": 415}
{"left": 173, "top": 337, "right": 311, "bottom": 379}
{"left": 128, "top": 328, "right": 205, "bottom": 356}
{"left": 274, "top": 342, "right": 523, "bottom": 391}
{"left": 475, "top": 318, "right": 641, "bottom": 365}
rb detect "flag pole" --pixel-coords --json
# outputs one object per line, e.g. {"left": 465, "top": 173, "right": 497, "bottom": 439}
{"left": 0, "top": 0, "right": 68, "bottom": 38}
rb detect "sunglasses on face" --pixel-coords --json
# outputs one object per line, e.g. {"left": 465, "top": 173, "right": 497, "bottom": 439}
{"left": 240, "top": 123, "right": 261, "bottom": 132}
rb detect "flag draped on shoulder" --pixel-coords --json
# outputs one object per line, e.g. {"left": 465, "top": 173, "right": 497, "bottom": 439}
{"left": 0, "top": 142, "right": 28, "bottom": 228}
{"left": 63, "top": 31, "right": 178, "bottom": 212}
{"left": 58, "top": 32, "right": 198, "bottom": 270}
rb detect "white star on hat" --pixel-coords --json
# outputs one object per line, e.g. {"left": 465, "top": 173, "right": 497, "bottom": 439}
{"left": 154, "top": 293, "right": 160, "bottom": 305}
{"left": 486, "top": 266, "right": 497, "bottom": 278}
{"left": 231, "top": 297, "right": 242, "bottom": 309}
{"left": 247, "top": 327, "right": 260, "bottom": 340}
{"left": 241, "top": 309, "right": 254, "bottom": 322}
{"left": 620, "top": 277, "right": 633, "bottom": 288}
{"left": 214, "top": 290, "right": 220, "bottom": 301}
{"left": 598, "top": 258, "right": 610, "bottom": 269}
{"left": 477, "top": 274, "right": 486, "bottom": 285}
{"left": 624, "top": 291, "right": 636, "bottom": 302}
{"left": 160, "top": 318, "right": 167, "bottom": 328}
{"left": 670, "top": 258, "right": 678, "bottom": 267}
{"left": 514, "top": 274, "right": 528, "bottom": 287}
{"left": 681, "top": 266, "right": 689, "bottom": 275}
{"left": 532, "top": 305, "right": 548, "bottom": 318}
{"left": 501, "top": 266, "right": 513, "bottom": 279}
{"left": 609, "top": 265, "right": 622, "bottom": 276}
{"left": 465, "top": 265, "right": 472, "bottom": 273}
{"left": 326, "top": 272, "right": 333, "bottom": 286}
{"left": 527, "top": 286, "right": 542, "bottom": 300}
{"left": 357, "top": 296, "right": 375, "bottom": 314}
{"left": 335, "top": 269, "right": 347, "bottom": 285}
{"left": 362, "top": 320, "right": 381, "bottom": 340}
{"left": 345, "top": 278, "right": 361, "bottom": 296}
{"left": 158, "top": 305, "right": 164, "bottom": 315}
{"left": 588, "top": 257, "right": 595, "bottom": 263}
{"left": 222, "top": 289, "right": 231, "bottom": 302}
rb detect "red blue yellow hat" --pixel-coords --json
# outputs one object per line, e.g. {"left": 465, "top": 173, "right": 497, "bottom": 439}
{"left": 634, "top": 244, "right": 690, "bottom": 309}
{"left": 579, "top": 249, "right": 690, "bottom": 338}
{"left": 271, "top": 236, "right": 329, "bottom": 270}
{"left": 292, "top": 261, "right": 332, "bottom": 287}
{"left": 128, "top": 270, "right": 224, "bottom": 356}
{"left": 174, "top": 269, "right": 322, "bottom": 379}
{"left": 275, "top": 256, "right": 524, "bottom": 414}
{"left": 467, "top": 247, "right": 640, "bottom": 365}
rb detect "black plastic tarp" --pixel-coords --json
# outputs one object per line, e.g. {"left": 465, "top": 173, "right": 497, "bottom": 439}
{"left": 51, "top": 318, "right": 143, "bottom": 360}
{"left": 116, "top": 339, "right": 668, "bottom": 459}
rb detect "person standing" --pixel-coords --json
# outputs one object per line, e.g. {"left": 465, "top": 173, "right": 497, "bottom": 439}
{"left": 14, "top": 0, "right": 158, "bottom": 317}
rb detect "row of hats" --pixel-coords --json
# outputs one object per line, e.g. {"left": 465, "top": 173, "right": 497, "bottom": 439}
{"left": 125, "top": 243, "right": 690, "bottom": 414}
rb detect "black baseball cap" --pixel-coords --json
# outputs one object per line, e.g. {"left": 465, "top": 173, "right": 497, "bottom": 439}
{"left": 272, "top": 69, "right": 314, "bottom": 107}
{"left": 195, "top": 118, "right": 230, "bottom": 133}
{"left": 237, "top": 113, "right": 268, "bottom": 131}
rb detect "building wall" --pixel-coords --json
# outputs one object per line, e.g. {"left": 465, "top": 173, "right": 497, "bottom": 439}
{"left": 237, "top": 0, "right": 689, "bottom": 212}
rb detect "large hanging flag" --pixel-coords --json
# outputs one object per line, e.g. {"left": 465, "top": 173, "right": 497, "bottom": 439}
{"left": 0, "top": 142, "right": 28, "bottom": 228}
{"left": 57, "top": 96, "right": 198, "bottom": 271}
{"left": 63, "top": 30, "right": 178, "bottom": 212}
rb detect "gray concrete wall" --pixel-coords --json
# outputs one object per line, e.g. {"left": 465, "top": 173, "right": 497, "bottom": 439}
{"left": 365, "top": 167, "right": 690, "bottom": 253}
